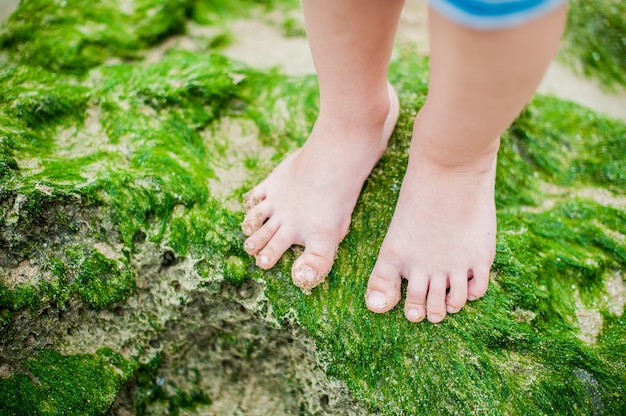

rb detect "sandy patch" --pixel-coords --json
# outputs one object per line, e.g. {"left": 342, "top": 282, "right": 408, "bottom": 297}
{"left": 605, "top": 271, "right": 626, "bottom": 317}
{"left": 56, "top": 106, "right": 108, "bottom": 156}
{"left": 0, "top": 0, "right": 19, "bottom": 25}
{"left": 522, "top": 182, "right": 626, "bottom": 214}
{"left": 575, "top": 272, "right": 625, "bottom": 343}
{"left": 203, "top": 117, "right": 275, "bottom": 209}
{"left": 223, "top": 18, "right": 314, "bottom": 76}
{"left": 93, "top": 242, "right": 124, "bottom": 260}
{"left": 575, "top": 299, "right": 604, "bottom": 344}
{"left": 143, "top": 22, "right": 225, "bottom": 63}
{"left": 2, "top": 259, "right": 40, "bottom": 288}
{"left": 538, "top": 61, "right": 626, "bottom": 122}
{"left": 397, "top": 0, "right": 430, "bottom": 53}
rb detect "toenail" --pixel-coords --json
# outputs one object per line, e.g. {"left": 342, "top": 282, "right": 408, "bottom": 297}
{"left": 468, "top": 295, "right": 477, "bottom": 301}
{"left": 366, "top": 290, "right": 387, "bottom": 310}
{"left": 257, "top": 255, "right": 269, "bottom": 267}
{"left": 447, "top": 305, "right": 459, "bottom": 314}
{"left": 406, "top": 308, "right": 423, "bottom": 322}
{"left": 429, "top": 313, "right": 443, "bottom": 323}
{"left": 244, "top": 240, "right": 255, "bottom": 251}
{"left": 296, "top": 265, "right": 317, "bottom": 282}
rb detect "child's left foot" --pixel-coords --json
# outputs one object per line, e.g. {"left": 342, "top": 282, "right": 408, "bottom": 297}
{"left": 365, "top": 127, "right": 498, "bottom": 323}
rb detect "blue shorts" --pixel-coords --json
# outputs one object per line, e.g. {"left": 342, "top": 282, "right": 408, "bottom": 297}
{"left": 429, "top": 0, "right": 567, "bottom": 30}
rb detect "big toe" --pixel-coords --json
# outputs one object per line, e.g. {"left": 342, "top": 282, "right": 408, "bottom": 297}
{"left": 291, "top": 239, "right": 337, "bottom": 294}
{"left": 365, "top": 259, "right": 402, "bottom": 313}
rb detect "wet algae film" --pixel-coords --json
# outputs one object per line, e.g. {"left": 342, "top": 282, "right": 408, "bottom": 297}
{"left": 0, "top": 0, "right": 625, "bottom": 415}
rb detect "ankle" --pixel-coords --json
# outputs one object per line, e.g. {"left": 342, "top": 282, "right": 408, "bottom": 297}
{"left": 317, "top": 86, "right": 392, "bottom": 130}
{"left": 410, "top": 113, "right": 500, "bottom": 175}
{"left": 414, "top": 144, "right": 499, "bottom": 175}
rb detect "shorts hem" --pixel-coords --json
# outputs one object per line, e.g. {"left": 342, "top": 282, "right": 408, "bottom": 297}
{"left": 429, "top": 0, "right": 566, "bottom": 30}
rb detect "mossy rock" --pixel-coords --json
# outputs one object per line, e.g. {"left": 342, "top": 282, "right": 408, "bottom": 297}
{"left": 0, "top": 1, "right": 625, "bottom": 415}
{"left": 562, "top": 0, "right": 626, "bottom": 89}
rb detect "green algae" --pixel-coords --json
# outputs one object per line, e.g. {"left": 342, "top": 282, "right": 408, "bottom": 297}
{"left": 0, "top": 64, "right": 90, "bottom": 129}
{"left": 563, "top": 0, "right": 626, "bottom": 89}
{"left": 0, "top": 0, "right": 300, "bottom": 76}
{"left": 0, "top": 282, "right": 40, "bottom": 312}
{"left": 512, "top": 96, "right": 626, "bottom": 193}
{"left": 0, "top": 0, "right": 188, "bottom": 74}
{"left": 0, "top": 246, "right": 135, "bottom": 333}
{"left": 0, "top": 348, "right": 137, "bottom": 416}
{"left": 133, "top": 352, "right": 213, "bottom": 416}
{"left": 0, "top": 1, "right": 625, "bottom": 415}
{"left": 191, "top": 0, "right": 298, "bottom": 25}
{"left": 0, "top": 50, "right": 254, "bottom": 320}
{"left": 66, "top": 246, "right": 136, "bottom": 309}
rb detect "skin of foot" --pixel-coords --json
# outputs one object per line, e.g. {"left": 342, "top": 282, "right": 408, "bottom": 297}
{"left": 362, "top": 5, "right": 567, "bottom": 323}
{"left": 242, "top": 85, "right": 400, "bottom": 293}
{"left": 365, "top": 125, "right": 497, "bottom": 324}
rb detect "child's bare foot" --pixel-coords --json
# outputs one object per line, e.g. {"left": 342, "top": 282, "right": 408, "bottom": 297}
{"left": 242, "top": 84, "right": 399, "bottom": 293}
{"left": 365, "top": 121, "right": 497, "bottom": 323}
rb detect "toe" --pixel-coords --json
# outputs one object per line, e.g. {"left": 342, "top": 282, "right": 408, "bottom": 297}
{"left": 426, "top": 274, "right": 447, "bottom": 323}
{"left": 244, "top": 218, "right": 279, "bottom": 256}
{"left": 255, "top": 227, "right": 294, "bottom": 270}
{"left": 243, "top": 187, "right": 265, "bottom": 211}
{"left": 241, "top": 201, "right": 271, "bottom": 236}
{"left": 468, "top": 265, "right": 490, "bottom": 301}
{"left": 365, "top": 259, "right": 402, "bottom": 313}
{"left": 404, "top": 271, "right": 428, "bottom": 323}
{"left": 291, "top": 238, "right": 337, "bottom": 294}
{"left": 446, "top": 270, "right": 468, "bottom": 314}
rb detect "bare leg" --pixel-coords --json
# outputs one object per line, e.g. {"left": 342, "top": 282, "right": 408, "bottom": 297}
{"left": 366, "top": 4, "right": 567, "bottom": 323}
{"left": 242, "top": 0, "right": 405, "bottom": 292}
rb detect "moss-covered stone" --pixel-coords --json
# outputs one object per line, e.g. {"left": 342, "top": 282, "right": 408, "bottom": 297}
{"left": 561, "top": 0, "right": 626, "bottom": 89}
{"left": 0, "top": 0, "right": 188, "bottom": 74}
{"left": 0, "top": 1, "right": 624, "bottom": 415}
{"left": 0, "top": 0, "right": 300, "bottom": 75}
{"left": 0, "top": 348, "right": 136, "bottom": 416}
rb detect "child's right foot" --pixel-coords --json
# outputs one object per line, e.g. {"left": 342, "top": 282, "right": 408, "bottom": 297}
{"left": 242, "top": 84, "right": 399, "bottom": 293}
